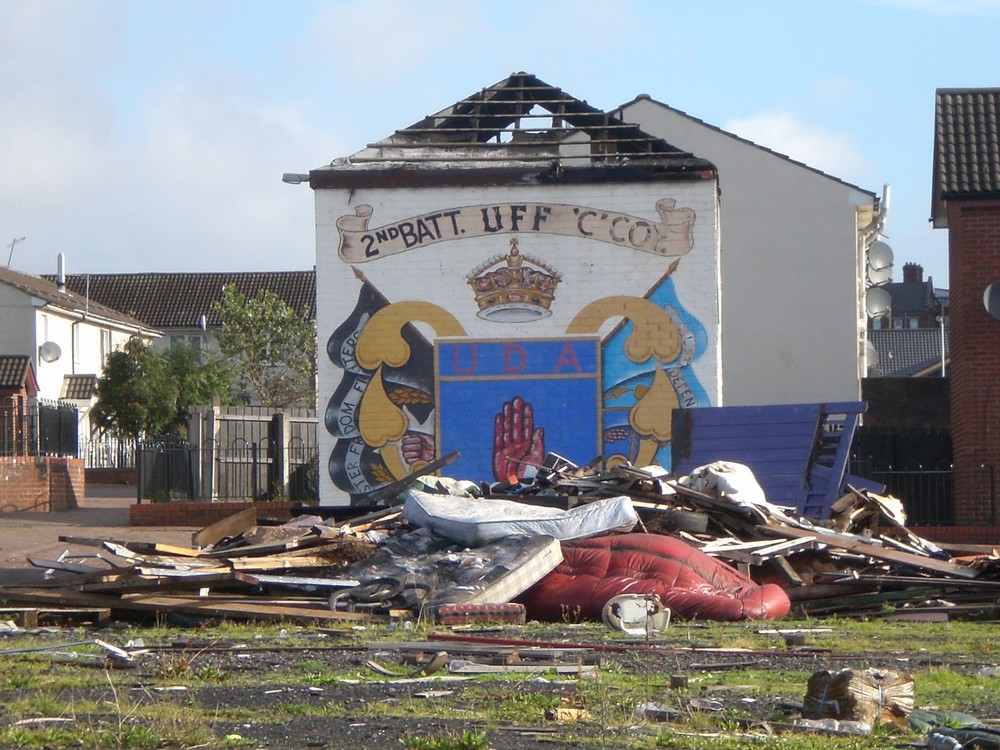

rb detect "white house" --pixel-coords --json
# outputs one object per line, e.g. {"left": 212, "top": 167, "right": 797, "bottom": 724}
{"left": 0, "top": 262, "right": 161, "bottom": 447}
{"left": 616, "top": 96, "right": 883, "bottom": 406}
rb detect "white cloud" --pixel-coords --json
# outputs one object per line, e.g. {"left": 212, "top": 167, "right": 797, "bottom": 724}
{"left": 723, "top": 112, "right": 875, "bottom": 185}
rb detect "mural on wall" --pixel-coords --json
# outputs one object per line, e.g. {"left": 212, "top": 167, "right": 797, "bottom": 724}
{"left": 325, "top": 199, "right": 710, "bottom": 503}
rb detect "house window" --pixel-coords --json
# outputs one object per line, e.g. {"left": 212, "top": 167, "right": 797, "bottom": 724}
{"left": 893, "top": 318, "right": 904, "bottom": 330}
{"left": 170, "top": 335, "right": 203, "bottom": 350}
{"left": 100, "top": 329, "right": 112, "bottom": 367}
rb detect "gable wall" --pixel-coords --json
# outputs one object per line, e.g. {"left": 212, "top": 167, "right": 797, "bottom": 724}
{"left": 946, "top": 198, "right": 1000, "bottom": 524}
{"left": 315, "top": 178, "right": 721, "bottom": 505}
{"left": 621, "top": 99, "right": 872, "bottom": 407}
{"left": 0, "top": 285, "right": 38, "bottom": 358}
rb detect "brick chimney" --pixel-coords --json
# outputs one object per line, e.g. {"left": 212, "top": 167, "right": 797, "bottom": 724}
{"left": 902, "top": 262, "right": 923, "bottom": 284}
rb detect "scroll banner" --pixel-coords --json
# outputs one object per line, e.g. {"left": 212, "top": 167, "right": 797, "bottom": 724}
{"left": 337, "top": 199, "right": 695, "bottom": 263}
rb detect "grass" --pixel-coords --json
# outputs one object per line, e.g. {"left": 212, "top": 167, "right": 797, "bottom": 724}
{"left": 403, "top": 729, "right": 489, "bottom": 750}
{"left": 1, "top": 618, "right": 999, "bottom": 748}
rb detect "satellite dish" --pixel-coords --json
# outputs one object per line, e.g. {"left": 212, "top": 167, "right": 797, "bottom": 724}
{"left": 868, "top": 264, "right": 893, "bottom": 285}
{"left": 39, "top": 341, "right": 62, "bottom": 363}
{"left": 984, "top": 283, "right": 1000, "bottom": 321}
{"left": 865, "top": 287, "right": 892, "bottom": 318}
{"left": 869, "top": 240, "right": 894, "bottom": 271}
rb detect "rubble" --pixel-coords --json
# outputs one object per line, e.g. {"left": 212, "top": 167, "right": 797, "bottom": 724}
{"left": 2, "top": 446, "right": 999, "bottom": 627}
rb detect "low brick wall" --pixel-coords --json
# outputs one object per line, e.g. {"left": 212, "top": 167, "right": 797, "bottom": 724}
{"left": 0, "top": 456, "right": 85, "bottom": 512}
{"left": 130, "top": 500, "right": 301, "bottom": 527}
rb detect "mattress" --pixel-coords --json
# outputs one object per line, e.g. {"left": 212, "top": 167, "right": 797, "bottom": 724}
{"left": 402, "top": 490, "right": 638, "bottom": 547}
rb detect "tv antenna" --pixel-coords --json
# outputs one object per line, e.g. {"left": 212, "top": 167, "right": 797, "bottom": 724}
{"left": 6, "top": 236, "right": 25, "bottom": 266}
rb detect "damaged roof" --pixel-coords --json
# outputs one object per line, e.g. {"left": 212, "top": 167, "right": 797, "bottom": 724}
{"left": 932, "top": 87, "right": 1000, "bottom": 226}
{"left": 310, "top": 72, "right": 716, "bottom": 188}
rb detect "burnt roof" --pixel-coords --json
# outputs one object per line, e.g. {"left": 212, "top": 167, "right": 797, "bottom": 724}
{"left": 932, "top": 88, "right": 1000, "bottom": 225}
{"left": 47, "top": 271, "right": 316, "bottom": 329}
{"left": 310, "top": 72, "right": 716, "bottom": 188}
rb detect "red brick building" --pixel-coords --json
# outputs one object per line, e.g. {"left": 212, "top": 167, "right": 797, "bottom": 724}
{"left": 932, "top": 88, "right": 1000, "bottom": 527}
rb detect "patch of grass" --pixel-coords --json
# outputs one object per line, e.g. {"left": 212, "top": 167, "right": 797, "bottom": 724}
{"left": 403, "top": 729, "right": 489, "bottom": 750}
{"left": 461, "top": 684, "right": 560, "bottom": 723}
{"left": 916, "top": 667, "right": 1000, "bottom": 712}
{"left": 0, "top": 687, "right": 214, "bottom": 749}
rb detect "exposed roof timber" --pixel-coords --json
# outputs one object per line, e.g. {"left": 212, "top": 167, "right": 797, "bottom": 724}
{"left": 397, "top": 72, "right": 683, "bottom": 155}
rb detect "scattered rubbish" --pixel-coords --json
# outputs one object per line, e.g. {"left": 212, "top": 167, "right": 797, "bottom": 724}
{"left": 803, "top": 668, "right": 913, "bottom": 728}
{"left": 632, "top": 701, "right": 682, "bottom": 723}
{"left": 418, "top": 651, "right": 450, "bottom": 677}
{"left": 0, "top": 637, "right": 132, "bottom": 668}
{"left": 544, "top": 706, "right": 591, "bottom": 721}
{"left": 13, "top": 717, "right": 75, "bottom": 727}
{"left": 910, "top": 707, "right": 1000, "bottom": 749}
{"left": 792, "top": 718, "right": 872, "bottom": 736}
{"left": 602, "top": 594, "right": 670, "bottom": 635}
{"left": 415, "top": 690, "right": 454, "bottom": 699}
{"left": 2, "top": 421, "right": 999, "bottom": 627}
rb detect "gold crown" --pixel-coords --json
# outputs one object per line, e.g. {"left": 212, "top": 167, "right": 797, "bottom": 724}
{"left": 467, "top": 239, "right": 562, "bottom": 322}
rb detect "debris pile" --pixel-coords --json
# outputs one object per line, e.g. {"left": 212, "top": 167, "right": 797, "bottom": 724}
{"left": 2, "top": 451, "right": 999, "bottom": 626}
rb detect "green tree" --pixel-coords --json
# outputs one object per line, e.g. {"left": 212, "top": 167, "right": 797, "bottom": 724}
{"left": 213, "top": 284, "right": 316, "bottom": 408}
{"left": 92, "top": 338, "right": 236, "bottom": 439}
{"left": 92, "top": 338, "right": 178, "bottom": 439}
{"left": 163, "top": 340, "right": 236, "bottom": 420}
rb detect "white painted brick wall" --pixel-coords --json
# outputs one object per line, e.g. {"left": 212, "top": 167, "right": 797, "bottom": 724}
{"left": 315, "top": 177, "right": 720, "bottom": 504}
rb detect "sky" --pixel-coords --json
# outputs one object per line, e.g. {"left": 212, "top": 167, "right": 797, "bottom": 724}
{"left": 3, "top": 0, "right": 999, "bottom": 288}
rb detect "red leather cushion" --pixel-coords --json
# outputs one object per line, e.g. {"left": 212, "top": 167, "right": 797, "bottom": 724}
{"left": 519, "top": 533, "right": 790, "bottom": 621}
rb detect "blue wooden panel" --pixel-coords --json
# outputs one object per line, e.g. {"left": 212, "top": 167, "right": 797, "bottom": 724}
{"left": 670, "top": 402, "right": 867, "bottom": 519}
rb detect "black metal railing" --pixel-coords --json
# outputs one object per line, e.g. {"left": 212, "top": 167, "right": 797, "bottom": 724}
{"left": 849, "top": 459, "right": 955, "bottom": 526}
{"left": 0, "top": 401, "right": 78, "bottom": 457}
{"left": 137, "top": 436, "right": 318, "bottom": 502}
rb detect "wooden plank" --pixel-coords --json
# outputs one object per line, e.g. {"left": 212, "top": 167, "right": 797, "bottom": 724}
{"left": 148, "top": 543, "right": 204, "bottom": 558}
{"left": 199, "top": 533, "right": 324, "bottom": 559}
{"left": 250, "top": 574, "right": 359, "bottom": 590}
{"left": 192, "top": 507, "right": 258, "bottom": 550}
{"left": 448, "top": 660, "right": 598, "bottom": 675}
{"left": 0, "top": 587, "right": 385, "bottom": 624}
{"left": 27, "top": 556, "right": 111, "bottom": 574}
{"left": 225, "top": 554, "right": 343, "bottom": 572}
{"left": 0, "top": 606, "right": 110, "bottom": 628}
{"left": 76, "top": 569, "right": 260, "bottom": 594}
{"left": 763, "top": 525, "right": 979, "bottom": 579}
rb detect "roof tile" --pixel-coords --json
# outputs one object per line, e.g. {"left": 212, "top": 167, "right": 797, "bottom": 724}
{"left": 48, "top": 271, "right": 316, "bottom": 329}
